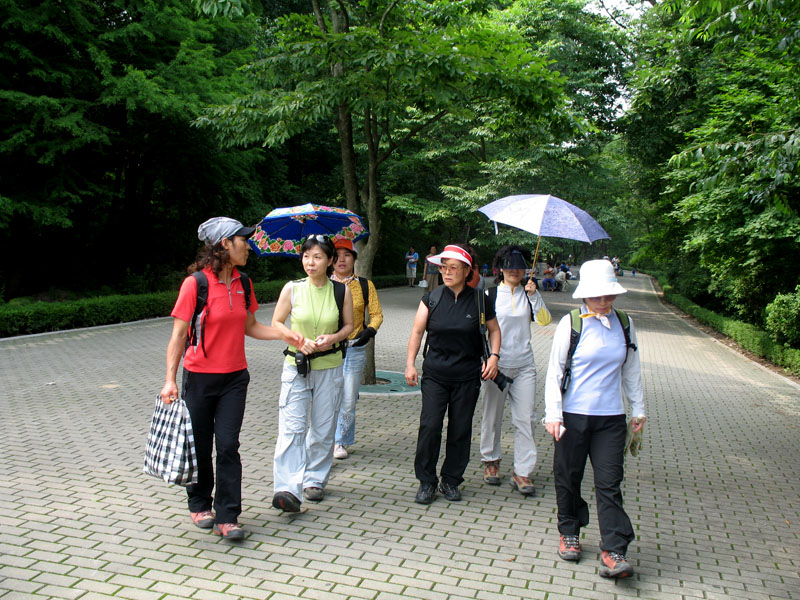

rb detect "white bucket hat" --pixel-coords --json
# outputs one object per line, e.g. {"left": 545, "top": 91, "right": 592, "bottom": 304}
{"left": 572, "top": 259, "right": 627, "bottom": 299}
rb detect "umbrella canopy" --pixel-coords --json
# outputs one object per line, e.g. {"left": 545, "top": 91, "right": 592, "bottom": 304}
{"left": 478, "top": 194, "right": 609, "bottom": 243}
{"left": 248, "top": 203, "right": 369, "bottom": 257}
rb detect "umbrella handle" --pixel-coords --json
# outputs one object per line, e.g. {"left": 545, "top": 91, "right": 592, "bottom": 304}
{"left": 531, "top": 235, "right": 542, "bottom": 274}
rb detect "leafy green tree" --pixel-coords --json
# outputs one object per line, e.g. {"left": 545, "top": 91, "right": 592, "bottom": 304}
{"left": 0, "top": 0, "right": 285, "bottom": 297}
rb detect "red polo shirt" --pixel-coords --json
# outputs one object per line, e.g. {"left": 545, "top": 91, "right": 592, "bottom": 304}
{"left": 171, "top": 267, "right": 259, "bottom": 374}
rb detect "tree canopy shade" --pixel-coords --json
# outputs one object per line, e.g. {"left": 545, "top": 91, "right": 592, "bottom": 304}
{"left": 196, "top": 0, "right": 568, "bottom": 276}
{"left": 0, "top": 0, "right": 289, "bottom": 296}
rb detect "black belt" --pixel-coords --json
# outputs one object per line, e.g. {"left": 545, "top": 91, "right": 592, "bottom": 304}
{"left": 283, "top": 345, "right": 343, "bottom": 360}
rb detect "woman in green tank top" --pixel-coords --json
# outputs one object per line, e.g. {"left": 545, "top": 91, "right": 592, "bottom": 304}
{"left": 270, "top": 235, "right": 353, "bottom": 512}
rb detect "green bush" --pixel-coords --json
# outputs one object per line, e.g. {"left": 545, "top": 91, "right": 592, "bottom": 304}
{"left": 652, "top": 272, "right": 800, "bottom": 377}
{"left": 0, "top": 274, "right": 409, "bottom": 338}
{"left": 765, "top": 285, "right": 800, "bottom": 348}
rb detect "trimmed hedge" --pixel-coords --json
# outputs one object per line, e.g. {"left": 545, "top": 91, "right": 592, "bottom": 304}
{"left": 0, "top": 274, "right": 408, "bottom": 338}
{"left": 651, "top": 272, "right": 800, "bottom": 377}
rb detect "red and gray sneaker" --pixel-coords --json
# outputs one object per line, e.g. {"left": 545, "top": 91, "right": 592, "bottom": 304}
{"left": 599, "top": 550, "right": 634, "bottom": 578}
{"left": 558, "top": 535, "right": 581, "bottom": 561}
{"left": 190, "top": 510, "right": 214, "bottom": 529}
{"left": 213, "top": 522, "right": 245, "bottom": 540}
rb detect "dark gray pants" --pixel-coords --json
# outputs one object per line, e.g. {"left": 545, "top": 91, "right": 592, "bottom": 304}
{"left": 553, "top": 412, "right": 634, "bottom": 554}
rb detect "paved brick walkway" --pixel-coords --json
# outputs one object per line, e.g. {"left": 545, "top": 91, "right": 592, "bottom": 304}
{"left": 1, "top": 275, "right": 798, "bottom": 599}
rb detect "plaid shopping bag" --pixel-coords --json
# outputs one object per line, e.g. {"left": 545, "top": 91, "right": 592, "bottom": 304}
{"left": 143, "top": 396, "right": 198, "bottom": 486}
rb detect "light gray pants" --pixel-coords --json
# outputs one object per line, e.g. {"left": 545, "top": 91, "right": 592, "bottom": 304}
{"left": 479, "top": 361, "right": 538, "bottom": 477}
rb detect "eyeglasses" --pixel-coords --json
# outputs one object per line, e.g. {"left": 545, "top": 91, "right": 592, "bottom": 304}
{"left": 306, "top": 234, "right": 329, "bottom": 243}
{"left": 439, "top": 264, "right": 466, "bottom": 274}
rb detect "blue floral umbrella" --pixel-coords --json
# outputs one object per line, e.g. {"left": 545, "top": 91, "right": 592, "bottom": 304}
{"left": 478, "top": 194, "right": 609, "bottom": 265}
{"left": 248, "top": 203, "right": 369, "bottom": 257}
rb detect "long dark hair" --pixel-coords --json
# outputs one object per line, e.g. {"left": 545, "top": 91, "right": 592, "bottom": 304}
{"left": 188, "top": 243, "right": 229, "bottom": 278}
{"left": 301, "top": 235, "right": 336, "bottom": 276}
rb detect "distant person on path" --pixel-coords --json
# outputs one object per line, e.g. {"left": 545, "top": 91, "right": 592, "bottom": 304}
{"left": 405, "top": 244, "right": 500, "bottom": 504}
{"left": 159, "top": 217, "right": 303, "bottom": 540}
{"left": 405, "top": 246, "right": 419, "bottom": 287}
{"left": 330, "top": 238, "right": 384, "bottom": 460}
{"left": 543, "top": 259, "right": 645, "bottom": 579}
{"left": 480, "top": 246, "right": 551, "bottom": 496}
{"left": 270, "top": 235, "right": 354, "bottom": 511}
{"left": 422, "top": 245, "right": 440, "bottom": 291}
{"left": 542, "top": 263, "right": 556, "bottom": 291}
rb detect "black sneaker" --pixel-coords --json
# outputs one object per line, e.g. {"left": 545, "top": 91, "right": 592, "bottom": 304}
{"left": 415, "top": 482, "right": 436, "bottom": 504}
{"left": 438, "top": 481, "right": 462, "bottom": 501}
{"left": 272, "top": 491, "right": 301, "bottom": 513}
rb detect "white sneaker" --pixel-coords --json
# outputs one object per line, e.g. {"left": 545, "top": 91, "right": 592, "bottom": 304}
{"left": 333, "top": 444, "right": 349, "bottom": 459}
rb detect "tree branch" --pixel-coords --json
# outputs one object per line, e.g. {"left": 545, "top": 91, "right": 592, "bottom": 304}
{"left": 376, "top": 110, "right": 448, "bottom": 167}
{"left": 311, "top": 0, "right": 328, "bottom": 33}
{"left": 597, "top": 0, "right": 628, "bottom": 29}
{"left": 379, "top": 0, "right": 400, "bottom": 36}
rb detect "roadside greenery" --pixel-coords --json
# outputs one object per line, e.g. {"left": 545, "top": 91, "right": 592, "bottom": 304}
{"left": 0, "top": 275, "right": 406, "bottom": 338}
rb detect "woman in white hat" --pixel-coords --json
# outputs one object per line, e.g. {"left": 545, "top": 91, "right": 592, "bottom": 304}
{"left": 405, "top": 243, "right": 501, "bottom": 504}
{"left": 543, "top": 259, "right": 645, "bottom": 578}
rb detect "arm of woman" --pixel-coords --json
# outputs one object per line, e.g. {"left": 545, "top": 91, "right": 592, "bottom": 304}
{"left": 481, "top": 317, "right": 501, "bottom": 381}
{"left": 622, "top": 318, "right": 646, "bottom": 431}
{"left": 272, "top": 282, "right": 317, "bottom": 355}
{"left": 404, "top": 301, "right": 429, "bottom": 386}
{"left": 315, "top": 286, "right": 354, "bottom": 349}
{"left": 366, "top": 281, "right": 383, "bottom": 331}
{"left": 526, "top": 280, "right": 552, "bottom": 326}
{"left": 159, "top": 317, "right": 189, "bottom": 404}
{"left": 245, "top": 312, "right": 303, "bottom": 347}
{"left": 543, "top": 315, "right": 571, "bottom": 438}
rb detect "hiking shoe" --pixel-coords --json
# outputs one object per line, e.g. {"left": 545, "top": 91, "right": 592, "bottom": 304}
{"left": 599, "top": 551, "right": 634, "bottom": 578}
{"left": 303, "top": 486, "right": 325, "bottom": 502}
{"left": 483, "top": 460, "right": 500, "bottom": 485}
{"left": 190, "top": 510, "right": 214, "bottom": 529}
{"left": 415, "top": 482, "right": 436, "bottom": 505}
{"left": 333, "top": 444, "right": 349, "bottom": 459}
{"left": 558, "top": 535, "right": 581, "bottom": 561}
{"left": 510, "top": 473, "right": 535, "bottom": 496}
{"left": 272, "top": 491, "right": 301, "bottom": 513}
{"left": 438, "top": 481, "right": 462, "bottom": 501}
{"left": 213, "top": 523, "right": 245, "bottom": 540}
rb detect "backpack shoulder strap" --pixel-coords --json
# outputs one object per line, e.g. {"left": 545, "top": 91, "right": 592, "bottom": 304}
{"left": 614, "top": 308, "right": 637, "bottom": 363}
{"left": 239, "top": 271, "right": 251, "bottom": 312}
{"left": 331, "top": 280, "right": 346, "bottom": 333}
{"left": 487, "top": 285, "right": 498, "bottom": 306}
{"left": 422, "top": 286, "right": 446, "bottom": 358}
{"left": 189, "top": 271, "right": 209, "bottom": 357}
{"left": 560, "top": 309, "right": 583, "bottom": 395}
{"left": 358, "top": 277, "right": 369, "bottom": 309}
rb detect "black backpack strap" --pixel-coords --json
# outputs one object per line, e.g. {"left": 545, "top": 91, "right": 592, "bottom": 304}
{"left": 188, "top": 271, "right": 209, "bottom": 358}
{"left": 614, "top": 308, "right": 637, "bottom": 364}
{"left": 358, "top": 277, "right": 369, "bottom": 309}
{"left": 477, "top": 287, "right": 490, "bottom": 360}
{"left": 560, "top": 309, "right": 582, "bottom": 395}
{"left": 422, "top": 286, "right": 445, "bottom": 358}
{"left": 331, "top": 280, "right": 346, "bottom": 358}
{"left": 239, "top": 271, "right": 251, "bottom": 312}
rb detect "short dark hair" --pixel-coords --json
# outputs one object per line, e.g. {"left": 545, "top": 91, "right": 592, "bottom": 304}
{"left": 301, "top": 235, "right": 336, "bottom": 275}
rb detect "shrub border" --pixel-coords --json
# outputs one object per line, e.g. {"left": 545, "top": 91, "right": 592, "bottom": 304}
{"left": 650, "top": 271, "right": 800, "bottom": 377}
{"left": 0, "top": 274, "right": 408, "bottom": 338}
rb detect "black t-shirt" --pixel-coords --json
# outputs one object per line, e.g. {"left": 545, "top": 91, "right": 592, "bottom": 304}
{"left": 422, "top": 286, "right": 496, "bottom": 382}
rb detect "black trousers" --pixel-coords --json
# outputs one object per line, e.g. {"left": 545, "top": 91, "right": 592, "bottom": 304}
{"left": 182, "top": 368, "right": 250, "bottom": 524}
{"left": 415, "top": 375, "right": 481, "bottom": 486}
{"left": 553, "top": 412, "right": 634, "bottom": 554}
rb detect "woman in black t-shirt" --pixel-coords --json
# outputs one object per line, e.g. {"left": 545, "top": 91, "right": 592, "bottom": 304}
{"left": 405, "top": 243, "right": 501, "bottom": 504}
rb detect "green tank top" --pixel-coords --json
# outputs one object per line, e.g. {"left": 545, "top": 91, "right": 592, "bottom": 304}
{"left": 285, "top": 278, "right": 343, "bottom": 370}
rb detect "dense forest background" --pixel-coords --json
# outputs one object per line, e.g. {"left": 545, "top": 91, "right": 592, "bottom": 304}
{"left": 1, "top": 0, "right": 798, "bottom": 338}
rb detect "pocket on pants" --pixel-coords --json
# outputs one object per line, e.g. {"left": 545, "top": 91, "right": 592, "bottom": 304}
{"left": 278, "top": 363, "right": 304, "bottom": 408}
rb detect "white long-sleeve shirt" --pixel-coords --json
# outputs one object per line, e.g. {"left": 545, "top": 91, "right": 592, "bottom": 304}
{"left": 493, "top": 283, "right": 551, "bottom": 368}
{"left": 544, "top": 306, "right": 645, "bottom": 422}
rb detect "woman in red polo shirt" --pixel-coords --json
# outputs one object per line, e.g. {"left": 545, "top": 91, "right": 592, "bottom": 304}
{"left": 159, "top": 217, "right": 302, "bottom": 541}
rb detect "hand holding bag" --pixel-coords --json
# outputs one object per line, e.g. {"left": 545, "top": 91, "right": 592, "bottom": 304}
{"left": 143, "top": 396, "right": 198, "bottom": 486}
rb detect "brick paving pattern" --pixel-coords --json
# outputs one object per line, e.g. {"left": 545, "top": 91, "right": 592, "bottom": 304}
{"left": 1, "top": 274, "right": 798, "bottom": 599}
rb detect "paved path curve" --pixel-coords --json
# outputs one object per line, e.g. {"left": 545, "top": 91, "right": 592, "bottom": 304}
{"left": 1, "top": 274, "right": 798, "bottom": 599}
